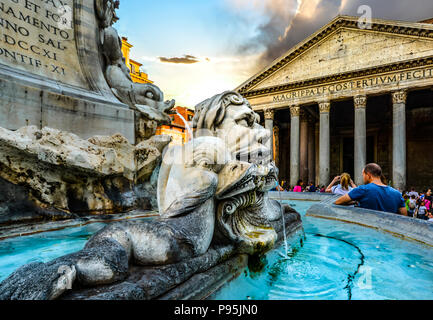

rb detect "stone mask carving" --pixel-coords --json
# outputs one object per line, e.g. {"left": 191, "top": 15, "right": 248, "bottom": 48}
{"left": 192, "top": 91, "right": 282, "bottom": 255}
{"left": 193, "top": 91, "right": 271, "bottom": 164}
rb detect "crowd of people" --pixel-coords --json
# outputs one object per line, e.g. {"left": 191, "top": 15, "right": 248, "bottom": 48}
{"left": 403, "top": 188, "right": 433, "bottom": 221}
{"left": 275, "top": 163, "right": 433, "bottom": 222}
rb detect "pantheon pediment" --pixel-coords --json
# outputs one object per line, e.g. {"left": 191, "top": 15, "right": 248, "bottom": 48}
{"left": 237, "top": 16, "right": 433, "bottom": 95}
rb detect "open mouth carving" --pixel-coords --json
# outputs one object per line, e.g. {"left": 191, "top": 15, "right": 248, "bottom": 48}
{"left": 214, "top": 161, "right": 279, "bottom": 255}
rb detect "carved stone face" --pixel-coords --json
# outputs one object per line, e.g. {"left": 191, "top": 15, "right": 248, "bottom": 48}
{"left": 193, "top": 92, "right": 272, "bottom": 165}
{"left": 189, "top": 92, "right": 282, "bottom": 254}
{"left": 216, "top": 103, "right": 271, "bottom": 165}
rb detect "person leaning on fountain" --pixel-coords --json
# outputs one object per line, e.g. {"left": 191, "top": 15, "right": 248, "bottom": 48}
{"left": 335, "top": 163, "right": 408, "bottom": 216}
{"left": 326, "top": 173, "right": 357, "bottom": 196}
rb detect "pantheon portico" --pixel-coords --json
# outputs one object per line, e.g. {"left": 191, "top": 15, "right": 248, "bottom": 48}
{"left": 237, "top": 16, "right": 433, "bottom": 190}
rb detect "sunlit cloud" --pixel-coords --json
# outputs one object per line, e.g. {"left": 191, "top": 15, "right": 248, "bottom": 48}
{"left": 118, "top": 0, "right": 433, "bottom": 110}
{"left": 159, "top": 55, "right": 200, "bottom": 64}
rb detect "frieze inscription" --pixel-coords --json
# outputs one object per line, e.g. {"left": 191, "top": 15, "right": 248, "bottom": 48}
{"left": 0, "top": 0, "right": 87, "bottom": 87}
{"left": 272, "top": 67, "right": 433, "bottom": 103}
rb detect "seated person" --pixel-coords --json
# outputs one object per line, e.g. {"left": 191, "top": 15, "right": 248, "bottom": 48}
{"left": 335, "top": 163, "right": 407, "bottom": 216}
{"left": 326, "top": 173, "right": 357, "bottom": 195}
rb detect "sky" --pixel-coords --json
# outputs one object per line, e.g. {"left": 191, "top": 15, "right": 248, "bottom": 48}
{"left": 114, "top": 0, "right": 433, "bottom": 108}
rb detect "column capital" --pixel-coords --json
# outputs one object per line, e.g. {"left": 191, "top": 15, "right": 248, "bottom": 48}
{"left": 392, "top": 90, "right": 407, "bottom": 105}
{"left": 263, "top": 108, "right": 275, "bottom": 120}
{"left": 290, "top": 105, "right": 301, "bottom": 117}
{"left": 354, "top": 95, "right": 367, "bottom": 109}
{"left": 318, "top": 101, "right": 331, "bottom": 113}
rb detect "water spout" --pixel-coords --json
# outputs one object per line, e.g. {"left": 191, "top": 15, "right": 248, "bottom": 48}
{"left": 176, "top": 110, "right": 194, "bottom": 142}
{"left": 277, "top": 184, "right": 291, "bottom": 275}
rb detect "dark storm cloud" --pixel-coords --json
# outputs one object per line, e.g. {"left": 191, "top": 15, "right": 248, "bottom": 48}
{"left": 159, "top": 55, "right": 200, "bottom": 64}
{"left": 241, "top": 0, "right": 433, "bottom": 70}
{"left": 340, "top": 0, "right": 433, "bottom": 21}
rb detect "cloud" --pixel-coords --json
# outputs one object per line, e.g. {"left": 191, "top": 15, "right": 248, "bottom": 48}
{"left": 159, "top": 54, "right": 200, "bottom": 64}
{"left": 229, "top": 0, "right": 433, "bottom": 71}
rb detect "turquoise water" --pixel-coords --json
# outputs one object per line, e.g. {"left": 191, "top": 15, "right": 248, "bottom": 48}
{"left": 0, "top": 218, "right": 153, "bottom": 282}
{"left": 0, "top": 223, "right": 104, "bottom": 282}
{"left": 211, "top": 201, "right": 433, "bottom": 300}
{"left": 1, "top": 203, "right": 433, "bottom": 300}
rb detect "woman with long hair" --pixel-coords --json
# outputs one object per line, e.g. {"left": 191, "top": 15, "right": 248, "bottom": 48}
{"left": 293, "top": 180, "right": 304, "bottom": 193}
{"left": 326, "top": 173, "right": 357, "bottom": 195}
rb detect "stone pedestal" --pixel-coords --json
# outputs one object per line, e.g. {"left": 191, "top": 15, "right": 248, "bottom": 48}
{"left": 392, "top": 90, "right": 407, "bottom": 190}
{"left": 0, "top": 0, "right": 135, "bottom": 142}
{"left": 354, "top": 95, "right": 367, "bottom": 185}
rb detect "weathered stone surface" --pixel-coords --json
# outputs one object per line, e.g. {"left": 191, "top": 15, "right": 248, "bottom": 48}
{"left": 0, "top": 237, "right": 129, "bottom": 300}
{"left": 0, "top": 0, "right": 86, "bottom": 87}
{"left": 0, "top": 177, "right": 76, "bottom": 226}
{"left": 0, "top": 91, "right": 302, "bottom": 301}
{"left": 59, "top": 208, "right": 301, "bottom": 301}
{"left": 61, "top": 245, "right": 236, "bottom": 300}
{"left": 0, "top": 126, "right": 171, "bottom": 217}
{"left": 95, "top": 0, "right": 175, "bottom": 143}
{"left": 0, "top": 0, "right": 136, "bottom": 141}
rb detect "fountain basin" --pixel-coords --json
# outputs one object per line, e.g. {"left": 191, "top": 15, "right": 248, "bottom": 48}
{"left": 0, "top": 208, "right": 302, "bottom": 300}
{"left": 210, "top": 199, "right": 433, "bottom": 300}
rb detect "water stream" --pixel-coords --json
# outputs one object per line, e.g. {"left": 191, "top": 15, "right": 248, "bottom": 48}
{"left": 175, "top": 110, "right": 193, "bottom": 142}
{"left": 277, "top": 187, "right": 290, "bottom": 275}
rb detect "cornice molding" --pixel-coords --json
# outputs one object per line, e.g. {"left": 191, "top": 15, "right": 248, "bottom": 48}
{"left": 240, "top": 56, "right": 433, "bottom": 98}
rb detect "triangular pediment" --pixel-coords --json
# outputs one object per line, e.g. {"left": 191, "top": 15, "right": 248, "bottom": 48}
{"left": 237, "top": 16, "right": 433, "bottom": 94}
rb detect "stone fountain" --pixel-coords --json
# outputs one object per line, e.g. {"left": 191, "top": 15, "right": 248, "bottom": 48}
{"left": 0, "top": 0, "right": 302, "bottom": 300}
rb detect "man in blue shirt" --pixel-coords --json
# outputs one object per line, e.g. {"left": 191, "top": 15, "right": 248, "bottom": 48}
{"left": 335, "top": 163, "right": 407, "bottom": 216}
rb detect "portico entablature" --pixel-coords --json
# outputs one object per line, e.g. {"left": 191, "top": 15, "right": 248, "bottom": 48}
{"left": 246, "top": 61, "right": 433, "bottom": 112}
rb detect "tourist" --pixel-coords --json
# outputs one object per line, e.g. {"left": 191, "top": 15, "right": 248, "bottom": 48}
{"left": 426, "top": 189, "right": 432, "bottom": 203}
{"left": 403, "top": 194, "right": 410, "bottom": 211}
{"left": 308, "top": 183, "right": 317, "bottom": 193}
{"left": 325, "top": 173, "right": 357, "bottom": 196}
{"left": 293, "top": 180, "right": 303, "bottom": 193}
{"left": 408, "top": 187, "right": 419, "bottom": 200}
{"left": 426, "top": 212, "right": 433, "bottom": 222}
{"left": 271, "top": 182, "right": 284, "bottom": 192}
{"left": 416, "top": 201, "right": 428, "bottom": 220}
{"left": 424, "top": 196, "right": 431, "bottom": 212}
{"left": 408, "top": 195, "right": 417, "bottom": 217}
{"left": 335, "top": 163, "right": 407, "bottom": 216}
